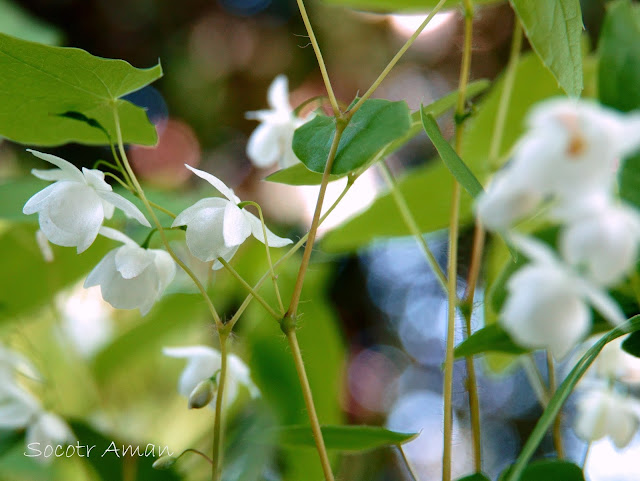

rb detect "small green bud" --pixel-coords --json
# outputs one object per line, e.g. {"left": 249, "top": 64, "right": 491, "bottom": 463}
{"left": 152, "top": 455, "right": 176, "bottom": 470}
{"left": 188, "top": 379, "right": 216, "bottom": 409}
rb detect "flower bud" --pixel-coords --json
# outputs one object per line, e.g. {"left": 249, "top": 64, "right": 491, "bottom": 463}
{"left": 188, "top": 379, "right": 216, "bottom": 409}
{"left": 152, "top": 455, "right": 176, "bottom": 470}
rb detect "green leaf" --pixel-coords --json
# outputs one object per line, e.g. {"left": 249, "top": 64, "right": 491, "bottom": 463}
{"left": 509, "top": 0, "right": 583, "bottom": 97}
{"left": 457, "top": 474, "right": 491, "bottom": 481}
{"left": 503, "top": 316, "right": 640, "bottom": 481}
{"left": 622, "top": 331, "right": 640, "bottom": 358}
{"left": 500, "top": 459, "right": 585, "bottom": 481}
{"left": 454, "top": 324, "right": 528, "bottom": 358}
{"left": 265, "top": 163, "right": 332, "bottom": 186}
{"left": 293, "top": 99, "right": 411, "bottom": 175}
{"left": 421, "top": 112, "right": 484, "bottom": 198}
{"left": 267, "top": 80, "right": 489, "bottom": 186}
{"left": 0, "top": 178, "right": 47, "bottom": 222}
{"left": 271, "top": 425, "right": 417, "bottom": 452}
{"left": 322, "top": 0, "right": 501, "bottom": 14}
{"left": 323, "top": 53, "right": 562, "bottom": 253}
{"left": 598, "top": 0, "right": 640, "bottom": 112}
{"left": 0, "top": 33, "right": 162, "bottom": 146}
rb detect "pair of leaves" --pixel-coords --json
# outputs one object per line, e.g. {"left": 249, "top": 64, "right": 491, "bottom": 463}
{"left": 0, "top": 32, "right": 161, "bottom": 146}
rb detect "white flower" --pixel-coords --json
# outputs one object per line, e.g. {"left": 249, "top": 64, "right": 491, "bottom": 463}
{"left": 575, "top": 386, "right": 640, "bottom": 449}
{"left": 500, "top": 235, "right": 625, "bottom": 359}
{"left": 172, "top": 165, "right": 292, "bottom": 269}
{"left": 583, "top": 337, "right": 640, "bottom": 385}
{"left": 246, "top": 75, "right": 310, "bottom": 169}
{"left": 0, "top": 383, "right": 41, "bottom": 429}
{"left": 84, "top": 227, "right": 176, "bottom": 315}
{"left": 560, "top": 203, "right": 640, "bottom": 286}
{"left": 0, "top": 344, "right": 40, "bottom": 385}
{"left": 56, "top": 284, "right": 114, "bottom": 358}
{"left": 475, "top": 167, "right": 543, "bottom": 231}
{"left": 23, "top": 149, "right": 150, "bottom": 253}
{"left": 26, "top": 412, "right": 76, "bottom": 463}
{"left": 163, "top": 345, "right": 259, "bottom": 409}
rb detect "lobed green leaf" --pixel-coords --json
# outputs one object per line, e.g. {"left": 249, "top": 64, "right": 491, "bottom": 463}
{"left": 0, "top": 33, "right": 162, "bottom": 146}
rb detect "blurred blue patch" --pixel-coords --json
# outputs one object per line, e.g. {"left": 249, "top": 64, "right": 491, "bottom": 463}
{"left": 123, "top": 85, "right": 168, "bottom": 128}
{"left": 218, "top": 0, "right": 272, "bottom": 16}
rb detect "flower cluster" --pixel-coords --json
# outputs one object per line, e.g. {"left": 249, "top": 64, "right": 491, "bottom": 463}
{"left": 0, "top": 344, "right": 75, "bottom": 463}
{"left": 476, "top": 99, "right": 640, "bottom": 358}
{"left": 163, "top": 346, "right": 259, "bottom": 410}
{"left": 245, "top": 75, "right": 312, "bottom": 169}
{"left": 573, "top": 338, "right": 640, "bottom": 448}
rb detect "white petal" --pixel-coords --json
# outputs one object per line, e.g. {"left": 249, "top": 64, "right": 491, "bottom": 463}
{"left": 31, "top": 169, "right": 72, "bottom": 182}
{"left": 115, "top": 244, "right": 153, "bottom": 279}
{"left": 97, "top": 191, "right": 150, "bottom": 227}
{"left": 228, "top": 353, "right": 260, "bottom": 399}
{"left": 35, "top": 229, "right": 54, "bottom": 263}
{"left": 578, "top": 278, "right": 627, "bottom": 326}
{"left": 23, "top": 182, "right": 64, "bottom": 215}
{"left": 246, "top": 122, "right": 282, "bottom": 168}
{"left": 26, "top": 412, "right": 75, "bottom": 458}
{"left": 0, "top": 384, "right": 40, "bottom": 429}
{"left": 267, "top": 75, "right": 291, "bottom": 112}
{"left": 244, "top": 211, "right": 293, "bottom": 247}
{"left": 223, "top": 202, "right": 251, "bottom": 247}
{"left": 27, "top": 149, "right": 84, "bottom": 183}
{"left": 212, "top": 245, "right": 239, "bottom": 270}
{"left": 174, "top": 199, "right": 229, "bottom": 262}
{"left": 163, "top": 346, "right": 221, "bottom": 397}
{"left": 84, "top": 249, "right": 119, "bottom": 289}
{"left": 98, "top": 226, "right": 138, "bottom": 246}
{"left": 152, "top": 249, "right": 176, "bottom": 295}
{"left": 82, "top": 168, "right": 111, "bottom": 192}
{"left": 185, "top": 165, "right": 239, "bottom": 203}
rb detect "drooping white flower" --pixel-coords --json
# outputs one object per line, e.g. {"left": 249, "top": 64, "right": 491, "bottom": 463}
{"left": 23, "top": 150, "right": 150, "bottom": 253}
{"left": 475, "top": 167, "right": 543, "bottom": 231}
{"left": 583, "top": 337, "right": 640, "bottom": 385}
{"left": 575, "top": 386, "right": 640, "bottom": 449}
{"left": 172, "top": 165, "right": 292, "bottom": 269}
{"left": 245, "top": 75, "right": 310, "bottom": 169}
{"left": 26, "top": 412, "right": 76, "bottom": 463}
{"left": 500, "top": 235, "right": 625, "bottom": 359}
{"left": 56, "top": 284, "right": 114, "bottom": 358}
{"left": 163, "top": 345, "right": 259, "bottom": 409}
{"left": 560, "top": 203, "right": 640, "bottom": 286}
{"left": 84, "top": 227, "right": 176, "bottom": 316}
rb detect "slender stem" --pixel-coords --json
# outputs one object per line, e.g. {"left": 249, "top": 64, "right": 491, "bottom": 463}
{"left": 227, "top": 179, "right": 354, "bottom": 331}
{"left": 521, "top": 355, "right": 550, "bottom": 407}
{"left": 488, "top": 19, "right": 523, "bottom": 168}
{"left": 218, "top": 258, "right": 280, "bottom": 320}
{"left": 294, "top": 0, "right": 340, "bottom": 116}
{"left": 347, "top": 0, "right": 449, "bottom": 119}
{"left": 443, "top": 3, "right": 474, "bottom": 481}
{"left": 397, "top": 446, "right": 419, "bottom": 481}
{"left": 93, "top": 159, "right": 120, "bottom": 171}
{"left": 143, "top": 198, "right": 177, "bottom": 219}
{"left": 178, "top": 449, "right": 214, "bottom": 466}
{"left": 379, "top": 161, "right": 448, "bottom": 293}
{"left": 108, "top": 139, "right": 135, "bottom": 190}
{"left": 243, "top": 202, "right": 285, "bottom": 315}
{"left": 287, "top": 120, "right": 347, "bottom": 319}
{"left": 111, "top": 106, "right": 223, "bottom": 329}
{"left": 211, "top": 332, "right": 229, "bottom": 480}
{"left": 547, "top": 351, "right": 565, "bottom": 459}
{"left": 581, "top": 442, "right": 592, "bottom": 469}
{"left": 104, "top": 172, "right": 133, "bottom": 191}
{"left": 285, "top": 328, "right": 335, "bottom": 481}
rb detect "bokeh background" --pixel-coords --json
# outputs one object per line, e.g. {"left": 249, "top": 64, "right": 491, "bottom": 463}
{"left": 1, "top": 0, "right": 636, "bottom": 480}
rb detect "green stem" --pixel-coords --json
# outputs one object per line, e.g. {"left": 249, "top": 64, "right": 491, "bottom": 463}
{"left": 227, "top": 178, "right": 354, "bottom": 331}
{"left": 286, "top": 120, "right": 347, "bottom": 319}
{"left": 347, "top": 0, "right": 449, "bottom": 119}
{"left": 178, "top": 449, "right": 214, "bottom": 466}
{"left": 443, "top": 3, "right": 474, "bottom": 480}
{"left": 242, "top": 201, "right": 285, "bottom": 315}
{"left": 294, "top": 0, "right": 340, "bottom": 116}
{"left": 285, "top": 327, "right": 335, "bottom": 481}
{"left": 521, "top": 355, "right": 550, "bottom": 407}
{"left": 379, "top": 161, "right": 448, "bottom": 294}
{"left": 111, "top": 106, "right": 223, "bottom": 329}
{"left": 488, "top": 19, "right": 523, "bottom": 168}
{"left": 211, "top": 331, "right": 229, "bottom": 480}
{"left": 218, "top": 258, "right": 280, "bottom": 320}
{"left": 397, "top": 446, "right": 419, "bottom": 481}
{"left": 547, "top": 351, "right": 565, "bottom": 459}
